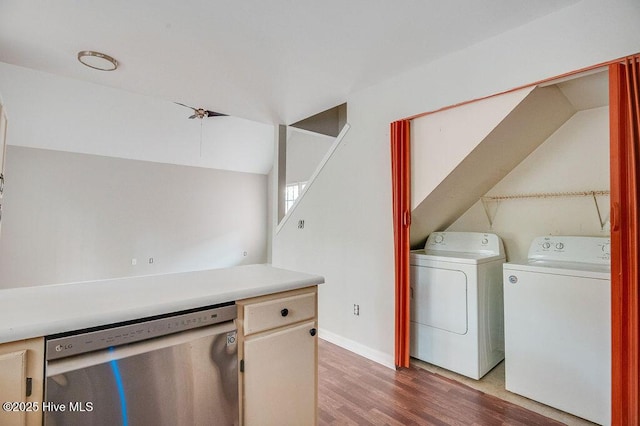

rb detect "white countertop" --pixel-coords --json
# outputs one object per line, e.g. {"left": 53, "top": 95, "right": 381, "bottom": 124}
{"left": 0, "top": 264, "right": 324, "bottom": 344}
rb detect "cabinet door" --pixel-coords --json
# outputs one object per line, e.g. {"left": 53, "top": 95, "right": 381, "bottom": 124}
{"left": 0, "top": 350, "right": 27, "bottom": 426}
{"left": 0, "top": 338, "right": 44, "bottom": 426}
{"left": 243, "top": 320, "right": 317, "bottom": 426}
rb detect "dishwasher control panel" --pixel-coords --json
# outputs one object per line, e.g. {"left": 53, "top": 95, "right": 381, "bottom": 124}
{"left": 46, "top": 303, "right": 236, "bottom": 360}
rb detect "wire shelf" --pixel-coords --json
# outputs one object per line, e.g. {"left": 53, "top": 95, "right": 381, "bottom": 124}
{"left": 480, "top": 190, "right": 610, "bottom": 229}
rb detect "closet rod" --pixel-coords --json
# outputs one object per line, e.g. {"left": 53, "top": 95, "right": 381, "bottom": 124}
{"left": 481, "top": 190, "right": 609, "bottom": 201}
{"left": 480, "top": 190, "right": 610, "bottom": 230}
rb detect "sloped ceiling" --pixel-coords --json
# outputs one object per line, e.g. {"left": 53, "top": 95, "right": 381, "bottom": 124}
{"left": 0, "top": 1, "right": 583, "bottom": 173}
{"left": 410, "top": 85, "right": 577, "bottom": 247}
{"left": 0, "top": 1, "right": 581, "bottom": 126}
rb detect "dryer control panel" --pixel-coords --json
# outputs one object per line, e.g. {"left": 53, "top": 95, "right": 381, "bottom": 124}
{"left": 425, "top": 231, "right": 504, "bottom": 256}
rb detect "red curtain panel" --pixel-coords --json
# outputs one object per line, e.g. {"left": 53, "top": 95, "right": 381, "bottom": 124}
{"left": 391, "top": 120, "right": 411, "bottom": 368}
{"left": 610, "top": 55, "right": 640, "bottom": 426}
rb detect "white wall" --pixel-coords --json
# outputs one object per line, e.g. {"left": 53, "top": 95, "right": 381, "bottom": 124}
{"left": 0, "top": 61, "right": 274, "bottom": 175}
{"left": 286, "top": 129, "right": 335, "bottom": 184}
{"left": 272, "top": 0, "right": 640, "bottom": 368}
{"left": 449, "top": 106, "right": 610, "bottom": 262}
{"left": 411, "top": 87, "right": 534, "bottom": 210}
{"left": 0, "top": 146, "right": 268, "bottom": 288}
{"left": 409, "top": 85, "right": 576, "bottom": 247}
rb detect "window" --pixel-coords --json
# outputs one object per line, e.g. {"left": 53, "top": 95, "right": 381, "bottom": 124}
{"left": 285, "top": 182, "right": 306, "bottom": 213}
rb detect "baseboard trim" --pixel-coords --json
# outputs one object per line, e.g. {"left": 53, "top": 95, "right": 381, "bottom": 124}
{"left": 319, "top": 328, "right": 396, "bottom": 370}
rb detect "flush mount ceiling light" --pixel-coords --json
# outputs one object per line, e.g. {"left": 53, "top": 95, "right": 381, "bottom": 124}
{"left": 77, "top": 51, "right": 118, "bottom": 71}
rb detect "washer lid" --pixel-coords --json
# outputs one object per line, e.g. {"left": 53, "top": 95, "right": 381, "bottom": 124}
{"left": 503, "top": 259, "right": 610, "bottom": 279}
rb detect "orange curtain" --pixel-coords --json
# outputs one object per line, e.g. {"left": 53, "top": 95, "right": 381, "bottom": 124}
{"left": 391, "top": 120, "right": 411, "bottom": 368}
{"left": 610, "top": 55, "right": 640, "bottom": 425}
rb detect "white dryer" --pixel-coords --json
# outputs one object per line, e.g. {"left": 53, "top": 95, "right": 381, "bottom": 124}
{"left": 410, "top": 231, "right": 506, "bottom": 380}
{"left": 503, "top": 236, "right": 611, "bottom": 425}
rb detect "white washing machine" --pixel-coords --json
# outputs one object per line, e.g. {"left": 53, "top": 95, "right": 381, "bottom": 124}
{"left": 410, "top": 231, "right": 506, "bottom": 380}
{"left": 503, "top": 236, "right": 611, "bottom": 425}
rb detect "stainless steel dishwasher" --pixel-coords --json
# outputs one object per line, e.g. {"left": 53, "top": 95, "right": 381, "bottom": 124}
{"left": 44, "top": 303, "right": 238, "bottom": 426}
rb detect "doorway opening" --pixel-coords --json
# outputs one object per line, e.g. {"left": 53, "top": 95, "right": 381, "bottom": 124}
{"left": 392, "top": 55, "right": 640, "bottom": 424}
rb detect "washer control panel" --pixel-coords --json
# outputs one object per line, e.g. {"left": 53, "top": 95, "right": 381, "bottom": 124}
{"left": 528, "top": 236, "right": 610, "bottom": 264}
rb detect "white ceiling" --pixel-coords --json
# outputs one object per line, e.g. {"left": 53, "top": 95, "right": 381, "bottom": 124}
{"left": 0, "top": 0, "right": 582, "bottom": 126}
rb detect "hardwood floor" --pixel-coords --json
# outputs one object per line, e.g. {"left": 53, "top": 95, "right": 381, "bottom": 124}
{"left": 318, "top": 339, "right": 563, "bottom": 425}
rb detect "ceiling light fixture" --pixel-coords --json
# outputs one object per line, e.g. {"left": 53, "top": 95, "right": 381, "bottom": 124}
{"left": 77, "top": 50, "right": 118, "bottom": 71}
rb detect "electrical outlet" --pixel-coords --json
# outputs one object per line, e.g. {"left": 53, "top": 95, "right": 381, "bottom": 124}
{"left": 148, "top": 257, "right": 154, "bottom": 264}
{"left": 243, "top": 251, "right": 248, "bottom": 257}
{"left": 298, "top": 219, "right": 305, "bottom": 229}
{"left": 131, "top": 258, "right": 137, "bottom": 266}
{"left": 353, "top": 304, "right": 360, "bottom": 316}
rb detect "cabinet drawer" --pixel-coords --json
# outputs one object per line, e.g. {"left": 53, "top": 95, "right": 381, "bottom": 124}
{"left": 243, "top": 292, "right": 316, "bottom": 335}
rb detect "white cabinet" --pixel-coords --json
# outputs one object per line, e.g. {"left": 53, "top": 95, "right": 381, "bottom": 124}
{"left": 0, "top": 338, "right": 44, "bottom": 426}
{"left": 237, "top": 286, "right": 317, "bottom": 426}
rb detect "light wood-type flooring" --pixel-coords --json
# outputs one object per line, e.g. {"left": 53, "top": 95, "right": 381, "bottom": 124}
{"left": 318, "top": 339, "right": 563, "bottom": 425}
